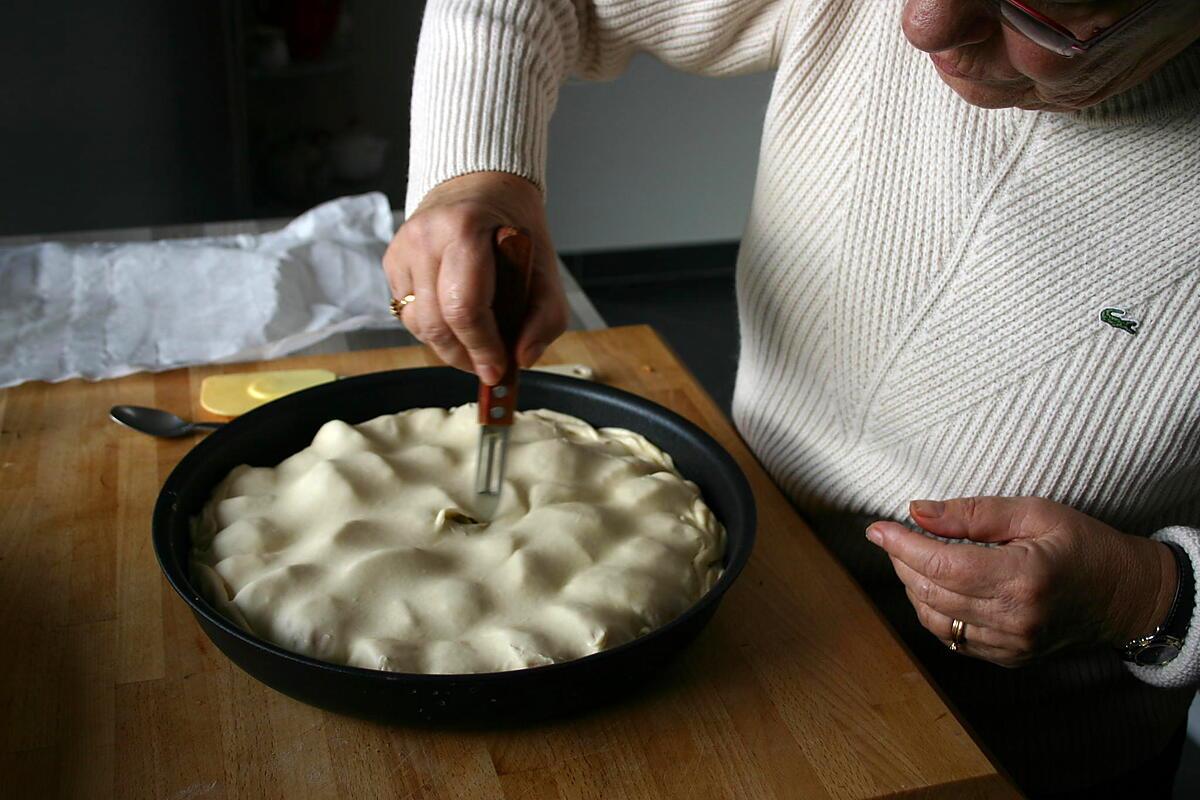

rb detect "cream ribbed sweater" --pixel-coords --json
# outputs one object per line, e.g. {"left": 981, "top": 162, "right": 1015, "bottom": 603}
{"left": 406, "top": 0, "right": 1200, "bottom": 792}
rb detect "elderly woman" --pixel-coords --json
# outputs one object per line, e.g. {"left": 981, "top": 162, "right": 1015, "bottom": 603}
{"left": 385, "top": 1, "right": 1200, "bottom": 795}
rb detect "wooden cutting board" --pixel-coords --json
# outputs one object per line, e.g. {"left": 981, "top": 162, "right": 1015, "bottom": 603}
{"left": 0, "top": 325, "right": 1018, "bottom": 799}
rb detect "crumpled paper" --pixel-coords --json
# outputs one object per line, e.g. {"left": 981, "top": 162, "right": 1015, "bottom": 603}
{"left": 0, "top": 193, "right": 398, "bottom": 388}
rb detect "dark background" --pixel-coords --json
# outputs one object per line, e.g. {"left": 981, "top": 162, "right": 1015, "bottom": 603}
{"left": 0, "top": 0, "right": 424, "bottom": 237}
{"left": 0, "top": 0, "right": 772, "bottom": 257}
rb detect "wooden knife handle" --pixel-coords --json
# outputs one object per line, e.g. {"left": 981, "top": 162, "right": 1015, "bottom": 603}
{"left": 477, "top": 226, "right": 533, "bottom": 426}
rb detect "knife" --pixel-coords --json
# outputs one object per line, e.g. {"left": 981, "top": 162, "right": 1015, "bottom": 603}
{"left": 474, "top": 226, "right": 534, "bottom": 521}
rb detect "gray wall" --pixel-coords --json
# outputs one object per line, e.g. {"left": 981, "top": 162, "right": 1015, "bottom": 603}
{"left": 545, "top": 55, "right": 774, "bottom": 254}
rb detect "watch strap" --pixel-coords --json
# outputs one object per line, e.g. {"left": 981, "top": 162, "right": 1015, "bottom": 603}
{"left": 1159, "top": 541, "right": 1194, "bottom": 642}
{"left": 1118, "top": 540, "right": 1194, "bottom": 665}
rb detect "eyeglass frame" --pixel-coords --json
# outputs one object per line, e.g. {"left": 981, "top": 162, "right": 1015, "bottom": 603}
{"left": 991, "top": 0, "right": 1163, "bottom": 58}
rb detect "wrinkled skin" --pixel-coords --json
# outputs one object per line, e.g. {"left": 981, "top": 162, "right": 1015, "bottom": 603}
{"left": 383, "top": 171, "right": 567, "bottom": 384}
{"left": 868, "top": 498, "right": 1178, "bottom": 667}
{"left": 902, "top": 0, "right": 1200, "bottom": 110}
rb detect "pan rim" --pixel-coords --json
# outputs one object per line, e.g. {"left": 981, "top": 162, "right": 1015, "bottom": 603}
{"left": 153, "top": 367, "right": 755, "bottom": 685}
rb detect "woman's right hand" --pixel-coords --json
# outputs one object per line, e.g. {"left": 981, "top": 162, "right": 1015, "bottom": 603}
{"left": 383, "top": 171, "right": 568, "bottom": 385}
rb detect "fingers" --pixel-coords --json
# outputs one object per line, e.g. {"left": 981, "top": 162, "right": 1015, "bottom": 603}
{"left": 905, "top": 589, "right": 1027, "bottom": 666}
{"left": 909, "top": 496, "right": 1025, "bottom": 544}
{"left": 889, "top": 550, "right": 1028, "bottom": 654}
{"left": 438, "top": 239, "right": 505, "bottom": 384}
{"left": 382, "top": 172, "right": 567, "bottom": 379}
{"left": 890, "top": 557, "right": 994, "bottom": 618}
{"left": 386, "top": 222, "right": 494, "bottom": 375}
{"left": 410, "top": 253, "right": 473, "bottom": 372}
{"left": 516, "top": 262, "right": 568, "bottom": 368}
{"left": 867, "top": 521, "right": 995, "bottom": 596}
{"left": 382, "top": 236, "right": 414, "bottom": 300}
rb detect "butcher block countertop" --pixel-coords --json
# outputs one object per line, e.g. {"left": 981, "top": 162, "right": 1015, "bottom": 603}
{"left": 0, "top": 325, "right": 1018, "bottom": 799}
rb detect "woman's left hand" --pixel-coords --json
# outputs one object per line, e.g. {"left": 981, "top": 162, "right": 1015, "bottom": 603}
{"left": 866, "top": 497, "right": 1177, "bottom": 668}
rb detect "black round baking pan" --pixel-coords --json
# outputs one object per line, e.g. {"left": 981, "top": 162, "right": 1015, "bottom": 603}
{"left": 153, "top": 367, "right": 756, "bottom": 723}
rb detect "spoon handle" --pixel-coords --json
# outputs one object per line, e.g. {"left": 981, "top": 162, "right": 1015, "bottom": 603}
{"left": 190, "top": 422, "right": 224, "bottom": 432}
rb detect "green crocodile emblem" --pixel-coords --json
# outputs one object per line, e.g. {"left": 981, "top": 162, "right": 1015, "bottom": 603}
{"left": 1100, "top": 307, "right": 1139, "bottom": 336}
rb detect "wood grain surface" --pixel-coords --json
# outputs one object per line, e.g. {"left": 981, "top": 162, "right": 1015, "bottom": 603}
{"left": 0, "top": 325, "right": 1019, "bottom": 799}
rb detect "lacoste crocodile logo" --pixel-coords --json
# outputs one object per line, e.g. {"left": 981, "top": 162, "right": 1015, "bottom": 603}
{"left": 1100, "top": 307, "right": 1139, "bottom": 336}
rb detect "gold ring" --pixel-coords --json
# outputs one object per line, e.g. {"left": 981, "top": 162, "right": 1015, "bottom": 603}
{"left": 389, "top": 293, "right": 416, "bottom": 320}
{"left": 949, "top": 618, "right": 966, "bottom": 652}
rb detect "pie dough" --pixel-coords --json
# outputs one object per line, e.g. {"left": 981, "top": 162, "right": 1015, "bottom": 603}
{"left": 190, "top": 406, "right": 725, "bottom": 674}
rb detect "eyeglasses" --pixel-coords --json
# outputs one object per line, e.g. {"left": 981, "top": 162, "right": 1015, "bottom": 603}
{"left": 990, "top": 0, "right": 1161, "bottom": 58}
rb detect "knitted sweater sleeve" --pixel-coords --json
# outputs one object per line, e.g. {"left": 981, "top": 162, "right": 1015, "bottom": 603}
{"left": 405, "top": 0, "right": 789, "bottom": 216}
{"left": 1125, "top": 526, "right": 1200, "bottom": 689}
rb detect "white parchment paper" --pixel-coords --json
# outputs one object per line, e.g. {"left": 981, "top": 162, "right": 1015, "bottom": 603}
{"left": 0, "top": 193, "right": 397, "bottom": 388}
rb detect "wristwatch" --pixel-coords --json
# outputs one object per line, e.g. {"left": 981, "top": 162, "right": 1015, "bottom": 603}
{"left": 1120, "top": 541, "right": 1195, "bottom": 667}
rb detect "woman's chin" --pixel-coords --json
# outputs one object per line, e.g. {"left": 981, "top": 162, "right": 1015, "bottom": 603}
{"left": 935, "top": 71, "right": 1032, "bottom": 109}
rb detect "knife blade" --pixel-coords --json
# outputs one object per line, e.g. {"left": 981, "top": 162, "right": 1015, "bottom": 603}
{"left": 474, "top": 226, "right": 533, "bottom": 521}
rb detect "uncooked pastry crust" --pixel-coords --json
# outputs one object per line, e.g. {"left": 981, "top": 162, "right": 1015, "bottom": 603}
{"left": 191, "top": 406, "right": 725, "bottom": 674}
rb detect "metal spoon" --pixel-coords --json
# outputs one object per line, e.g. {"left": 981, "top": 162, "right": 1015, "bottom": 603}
{"left": 109, "top": 405, "right": 224, "bottom": 438}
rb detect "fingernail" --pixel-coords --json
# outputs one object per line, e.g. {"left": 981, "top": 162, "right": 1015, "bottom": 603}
{"left": 866, "top": 526, "right": 883, "bottom": 546}
{"left": 479, "top": 365, "right": 500, "bottom": 385}
{"left": 912, "top": 500, "right": 944, "bottom": 518}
